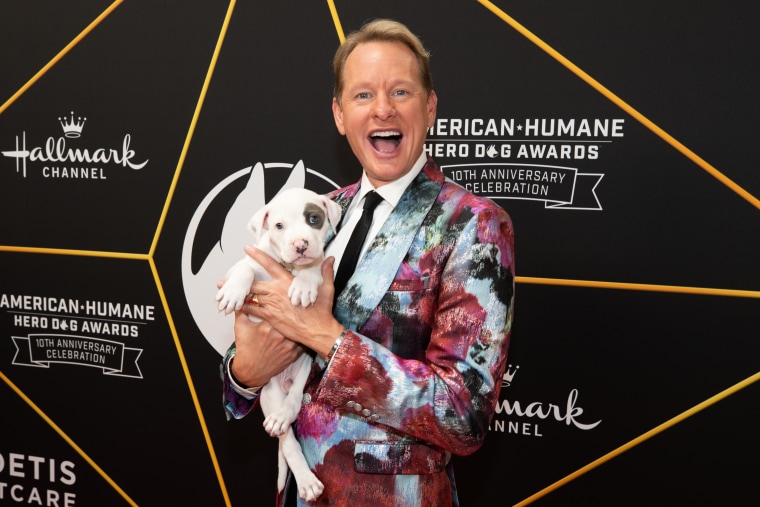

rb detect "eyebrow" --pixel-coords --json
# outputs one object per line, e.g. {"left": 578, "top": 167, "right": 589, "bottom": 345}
{"left": 346, "top": 78, "right": 419, "bottom": 93}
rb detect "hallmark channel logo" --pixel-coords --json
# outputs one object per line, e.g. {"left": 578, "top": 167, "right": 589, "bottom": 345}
{"left": 490, "top": 364, "right": 602, "bottom": 438}
{"left": 1, "top": 111, "right": 149, "bottom": 179}
{"left": 502, "top": 363, "right": 519, "bottom": 387}
{"left": 59, "top": 111, "right": 87, "bottom": 138}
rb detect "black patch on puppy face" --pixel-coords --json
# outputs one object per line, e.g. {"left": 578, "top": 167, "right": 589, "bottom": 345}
{"left": 303, "top": 203, "right": 326, "bottom": 230}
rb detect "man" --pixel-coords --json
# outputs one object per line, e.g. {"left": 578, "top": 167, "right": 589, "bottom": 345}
{"left": 222, "top": 19, "right": 515, "bottom": 506}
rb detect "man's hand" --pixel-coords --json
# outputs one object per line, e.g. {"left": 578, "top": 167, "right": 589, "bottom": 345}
{"left": 244, "top": 246, "right": 345, "bottom": 358}
{"left": 230, "top": 311, "right": 304, "bottom": 388}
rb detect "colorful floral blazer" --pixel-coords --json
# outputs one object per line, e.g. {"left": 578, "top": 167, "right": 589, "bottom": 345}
{"left": 223, "top": 158, "right": 515, "bottom": 506}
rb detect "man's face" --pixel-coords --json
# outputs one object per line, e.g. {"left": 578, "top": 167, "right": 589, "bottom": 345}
{"left": 332, "top": 41, "right": 437, "bottom": 188}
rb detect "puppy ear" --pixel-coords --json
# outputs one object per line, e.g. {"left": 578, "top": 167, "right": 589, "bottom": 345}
{"left": 247, "top": 206, "right": 269, "bottom": 240}
{"left": 324, "top": 198, "right": 343, "bottom": 234}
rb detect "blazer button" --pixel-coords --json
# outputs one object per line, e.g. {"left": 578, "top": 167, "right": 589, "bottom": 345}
{"left": 302, "top": 393, "right": 311, "bottom": 404}
{"left": 346, "top": 401, "right": 356, "bottom": 409}
{"left": 361, "top": 408, "right": 371, "bottom": 417}
{"left": 368, "top": 414, "right": 380, "bottom": 422}
{"left": 353, "top": 403, "right": 363, "bottom": 412}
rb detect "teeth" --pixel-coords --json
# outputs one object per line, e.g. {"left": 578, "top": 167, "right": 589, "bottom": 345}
{"left": 371, "top": 131, "right": 401, "bottom": 137}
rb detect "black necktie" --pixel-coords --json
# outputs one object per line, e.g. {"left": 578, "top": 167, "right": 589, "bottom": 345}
{"left": 333, "top": 190, "right": 383, "bottom": 300}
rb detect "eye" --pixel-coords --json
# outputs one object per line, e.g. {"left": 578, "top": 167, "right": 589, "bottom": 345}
{"left": 275, "top": 222, "right": 284, "bottom": 230}
{"left": 392, "top": 89, "right": 408, "bottom": 97}
{"left": 308, "top": 214, "right": 322, "bottom": 226}
{"left": 356, "top": 92, "right": 371, "bottom": 100}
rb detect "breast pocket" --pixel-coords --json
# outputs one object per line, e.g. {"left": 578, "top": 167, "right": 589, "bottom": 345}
{"left": 353, "top": 441, "right": 448, "bottom": 475}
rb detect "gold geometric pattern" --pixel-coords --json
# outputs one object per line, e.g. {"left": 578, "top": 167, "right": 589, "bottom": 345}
{"left": 1, "top": 1, "right": 757, "bottom": 506}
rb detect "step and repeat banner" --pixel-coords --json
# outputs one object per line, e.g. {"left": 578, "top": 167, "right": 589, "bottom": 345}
{"left": 2, "top": 1, "right": 758, "bottom": 506}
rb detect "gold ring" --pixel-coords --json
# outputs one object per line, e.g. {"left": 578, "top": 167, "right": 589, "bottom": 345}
{"left": 246, "top": 293, "right": 260, "bottom": 306}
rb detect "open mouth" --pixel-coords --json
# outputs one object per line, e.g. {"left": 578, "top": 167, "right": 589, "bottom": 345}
{"left": 370, "top": 130, "right": 402, "bottom": 153}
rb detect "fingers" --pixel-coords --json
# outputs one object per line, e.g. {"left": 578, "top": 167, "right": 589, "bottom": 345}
{"left": 320, "top": 256, "right": 336, "bottom": 303}
{"left": 240, "top": 295, "right": 262, "bottom": 319}
{"left": 232, "top": 312, "right": 304, "bottom": 387}
{"left": 322, "top": 256, "right": 336, "bottom": 281}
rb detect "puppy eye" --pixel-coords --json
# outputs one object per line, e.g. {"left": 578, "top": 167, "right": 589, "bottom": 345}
{"left": 275, "top": 222, "right": 284, "bottom": 230}
{"left": 308, "top": 215, "right": 322, "bottom": 225}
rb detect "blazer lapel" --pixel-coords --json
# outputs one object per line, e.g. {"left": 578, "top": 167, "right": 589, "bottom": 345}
{"left": 325, "top": 183, "right": 358, "bottom": 247}
{"left": 335, "top": 161, "right": 443, "bottom": 330}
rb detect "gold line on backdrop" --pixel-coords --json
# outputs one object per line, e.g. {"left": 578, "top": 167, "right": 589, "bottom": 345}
{"left": 477, "top": 0, "right": 760, "bottom": 213}
{"left": 518, "top": 276, "right": 760, "bottom": 300}
{"left": 513, "top": 371, "right": 760, "bottom": 506}
{"left": 327, "top": 0, "right": 346, "bottom": 43}
{"left": 474, "top": 2, "right": 759, "bottom": 504}
{"left": 0, "top": 371, "right": 139, "bottom": 507}
{"left": 0, "top": 0, "right": 125, "bottom": 116}
{"left": 0, "top": 1, "right": 756, "bottom": 506}
{"left": 0, "top": 246, "right": 148, "bottom": 260}
{"left": 147, "top": 0, "right": 240, "bottom": 505}
{"left": 0, "top": 0, "right": 240, "bottom": 503}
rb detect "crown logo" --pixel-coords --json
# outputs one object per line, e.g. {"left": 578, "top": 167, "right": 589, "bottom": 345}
{"left": 502, "top": 364, "right": 519, "bottom": 387}
{"left": 59, "top": 111, "right": 87, "bottom": 138}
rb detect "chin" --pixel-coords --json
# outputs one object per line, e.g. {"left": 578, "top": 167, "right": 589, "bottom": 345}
{"left": 291, "top": 256, "right": 317, "bottom": 266}
{"left": 371, "top": 163, "right": 413, "bottom": 180}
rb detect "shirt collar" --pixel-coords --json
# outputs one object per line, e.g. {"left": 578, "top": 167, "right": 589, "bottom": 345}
{"left": 357, "top": 152, "right": 427, "bottom": 208}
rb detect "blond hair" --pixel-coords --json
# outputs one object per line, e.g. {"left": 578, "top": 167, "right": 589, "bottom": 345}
{"left": 333, "top": 19, "right": 433, "bottom": 103}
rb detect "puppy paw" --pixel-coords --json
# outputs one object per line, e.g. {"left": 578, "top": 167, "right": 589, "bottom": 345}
{"left": 298, "top": 474, "right": 324, "bottom": 502}
{"left": 263, "top": 411, "right": 294, "bottom": 437}
{"left": 216, "top": 263, "right": 256, "bottom": 314}
{"left": 287, "top": 279, "right": 319, "bottom": 307}
{"left": 215, "top": 278, "right": 251, "bottom": 314}
{"left": 215, "top": 287, "right": 246, "bottom": 314}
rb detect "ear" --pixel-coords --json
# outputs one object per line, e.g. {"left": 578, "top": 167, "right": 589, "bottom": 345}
{"left": 332, "top": 97, "right": 346, "bottom": 135}
{"left": 247, "top": 206, "right": 269, "bottom": 240}
{"left": 426, "top": 90, "right": 438, "bottom": 128}
{"left": 324, "top": 197, "right": 343, "bottom": 234}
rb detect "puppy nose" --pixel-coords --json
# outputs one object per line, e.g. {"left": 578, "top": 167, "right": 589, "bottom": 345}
{"left": 295, "top": 240, "right": 308, "bottom": 255}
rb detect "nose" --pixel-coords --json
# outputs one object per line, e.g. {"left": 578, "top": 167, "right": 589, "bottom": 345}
{"left": 295, "top": 239, "right": 309, "bottom": 255}
{"left": 372, "top": 94, "right": 396, "bottom": 120}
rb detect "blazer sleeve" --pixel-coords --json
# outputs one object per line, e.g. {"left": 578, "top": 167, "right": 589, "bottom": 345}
{"left": 315, "top": 200, "right": 515, "bottom": 456}
{"left": 221, "top": 345, "right": 260, "bottom": 420}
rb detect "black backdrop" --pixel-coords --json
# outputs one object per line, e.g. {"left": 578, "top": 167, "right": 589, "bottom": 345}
{"left": 1, "top": 1, "right": 758, "bottom": 506}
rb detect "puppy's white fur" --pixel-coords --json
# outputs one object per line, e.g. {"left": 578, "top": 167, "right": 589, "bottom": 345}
{"left": 216, "top": 187, "right": 341, "bottom": 502}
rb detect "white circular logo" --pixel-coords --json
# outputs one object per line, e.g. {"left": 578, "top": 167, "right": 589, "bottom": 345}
{"left": 181, "top": 160, "right": 339, "bottom": 355}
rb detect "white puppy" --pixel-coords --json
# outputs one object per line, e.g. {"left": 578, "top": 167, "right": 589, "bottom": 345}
{"left": 216, "top": 187, "right": 341, "bottom": 502}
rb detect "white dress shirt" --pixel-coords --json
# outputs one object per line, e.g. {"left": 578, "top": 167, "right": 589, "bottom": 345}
{"left": 326, "top": 152, "right": 428, "bottom": 270}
